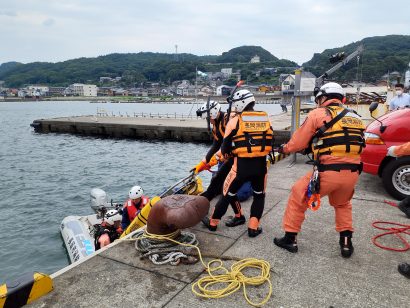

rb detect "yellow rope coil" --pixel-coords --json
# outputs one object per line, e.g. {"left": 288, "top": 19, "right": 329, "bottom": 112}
{"left": 133, "top": 230, "right": 272, "bottom": 307}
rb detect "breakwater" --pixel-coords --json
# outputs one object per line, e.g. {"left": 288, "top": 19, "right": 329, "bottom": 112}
{"left": 30, "top": 115, "right": 293, "bottom": 144}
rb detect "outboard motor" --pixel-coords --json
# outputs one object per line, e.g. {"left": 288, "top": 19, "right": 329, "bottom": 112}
{"left": 90, "top": 188, "right": 109, "bottom": 212}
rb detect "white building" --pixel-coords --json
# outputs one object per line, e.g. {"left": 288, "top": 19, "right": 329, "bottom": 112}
{"left": 27, "top": 85, "right": 49, "bottom": 96}
{"left": 281, "top": 72, "right": 316, "bottom": 94}
{"left": 67, "top": 83, "right": 97, "bottom": 96}
{"left": 221, "top": 68, "right": 233, "bottom": 78}
{"left": 250, "top": 55, "right": 260, "bottom": 63}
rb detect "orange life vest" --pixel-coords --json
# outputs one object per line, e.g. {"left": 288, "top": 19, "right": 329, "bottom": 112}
{"left": 123, "top": 196, "right": 149, "bottom": 221}
{"left": 212, "top": 112, "right": 227, "bottom": 141}
{"left": 311, "top": 105, "right": 366, "bottom": 160}
{"left": 231, "top": 111, "right": 274, "bottom": 158}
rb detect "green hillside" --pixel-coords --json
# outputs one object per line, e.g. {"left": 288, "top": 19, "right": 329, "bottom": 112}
{"left": 218, "top": 46, "right": 278, "bottom": 63}
{"left": 0, "top": 46, "right": 296, "bottom": 87}
{"left": 0, "top": 46, "right": 294, "bottom": 87}
{"left": 303, "top": 35, "right": 410, "bottom": 82}
{"left": 1, "top": 36, "right": 409, "bottom": 88}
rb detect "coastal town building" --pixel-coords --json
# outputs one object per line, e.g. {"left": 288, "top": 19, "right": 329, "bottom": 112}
{"left": 66, "top": 84, "right": 97, "bottom": 96}
{"left": 281, "top": 71, "right": 316, "bottom": 95}
{"left": 250, "top": 55, "right": 260, "bottom": 63}
{"left": 221, "top": 68, "right": 233, "bottom": 78}
{"left": 216, "top": 85, "right": 232, "bottom": 96}
{"left": 48, "top": 87, "right": 66, "bottom": 96}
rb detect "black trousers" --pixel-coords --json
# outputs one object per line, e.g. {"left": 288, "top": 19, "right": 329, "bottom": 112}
{"left": 212, "top": 157, "right": 267, "bottom": 221}
{"left": 201, "top": 158, "right": 233, "bottom": 201}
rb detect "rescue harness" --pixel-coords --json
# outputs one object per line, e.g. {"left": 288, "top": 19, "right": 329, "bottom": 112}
{"left": 310, "top": 104, "right": 365, "bottom": 173}
{"left": 305, "top": 103, "right": 366, "bottom": 211}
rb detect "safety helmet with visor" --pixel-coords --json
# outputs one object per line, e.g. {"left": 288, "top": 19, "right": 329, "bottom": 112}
{"left": 196, "top": 101, "right": 221, "bottom": 120}
{"left": 314, "top": 82, "right": 345, "bottom": 104}
{"left": 231, "top": 89, "right": 255, "bottom": 113}
{"left": 129, "top": 185, "right": 143, "bottom": 200}
{"left": 104, "top": 209, "right": 122, "bottom": 226}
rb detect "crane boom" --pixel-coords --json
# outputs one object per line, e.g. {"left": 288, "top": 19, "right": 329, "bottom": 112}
{"left": 315, "top": 44, "right": 364, "bottom": 87}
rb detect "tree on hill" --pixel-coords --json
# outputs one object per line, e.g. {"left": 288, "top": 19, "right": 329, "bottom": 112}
{"left": 218, "top": 46, "right": 278, "bottom": 63}
{"left": 302, "top": 35, "right": 410, "bottom": 83}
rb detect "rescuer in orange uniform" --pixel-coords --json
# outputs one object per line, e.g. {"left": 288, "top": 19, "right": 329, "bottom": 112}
{"left": 387, "top": 141, "right": 410, "bottom": 278}
{"left": 202, "top": 89, "right": 274, "bottom": 237}
{"left": 274, "top": 82, "right": 366, "bottom": 258}
{"left": 192, "top": 100, "right": 233, "bottom": 201}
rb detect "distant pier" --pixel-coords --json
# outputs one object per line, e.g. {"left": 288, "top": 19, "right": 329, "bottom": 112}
{"left": 30, "top": 112, "right": 299, "bottom": 145}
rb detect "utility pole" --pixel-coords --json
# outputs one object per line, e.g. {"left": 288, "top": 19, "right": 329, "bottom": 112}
{"left": 195, "top": 66, "right": 198, "bottom": 103}
{"left": 290, "top": 68, "right": 302, "bottom": 165}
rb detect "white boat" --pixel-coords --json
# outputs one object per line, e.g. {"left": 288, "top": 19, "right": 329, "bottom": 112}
{"left": 60, "top": 174, "right": 204, "bottom": 264}
{"left": 60, "top": 188, "right": 122, "bottom": 263}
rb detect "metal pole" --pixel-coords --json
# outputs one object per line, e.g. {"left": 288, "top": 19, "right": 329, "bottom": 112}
{"left": 290, "top": 68, "right": 302, "bottom": 165}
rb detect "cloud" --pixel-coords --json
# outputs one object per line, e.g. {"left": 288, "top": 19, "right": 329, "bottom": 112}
{"left": 42, "top": 18, "right": 55, "bottom": 27}
{"left": 0, "top": 10, "right": 17, "bottom": 17}
{"left": 0, "top": 0, "right": 409, "bottom": 65}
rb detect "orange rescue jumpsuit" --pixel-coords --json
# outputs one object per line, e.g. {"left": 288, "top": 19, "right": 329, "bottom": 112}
{"left": 282, "top": 99, "right": 361, "bottom": 232}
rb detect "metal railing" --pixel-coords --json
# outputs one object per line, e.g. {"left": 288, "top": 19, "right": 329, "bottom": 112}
{"left": 96, "top": 108, "right": 199, "bottom": 119}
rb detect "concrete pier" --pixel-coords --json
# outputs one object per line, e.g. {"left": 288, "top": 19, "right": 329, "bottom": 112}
{"left": 30, "top": 112, "right": 301, "bottom": 144}
{"left": 29, "top": 155, "right": 408, "bottom": 308}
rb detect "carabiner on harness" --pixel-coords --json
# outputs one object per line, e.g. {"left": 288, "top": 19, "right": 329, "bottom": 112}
{"left": 306, "top": 165, "right": 321, "bottom": 211}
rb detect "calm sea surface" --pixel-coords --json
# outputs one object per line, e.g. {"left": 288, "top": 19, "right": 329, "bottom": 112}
{"left": 0, "top": 101, "right": 281, "bottom": 283}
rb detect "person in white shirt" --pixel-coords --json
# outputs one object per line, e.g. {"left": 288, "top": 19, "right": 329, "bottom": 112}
{"left": 389, "top": 83, "right": 410, "bottom": 111}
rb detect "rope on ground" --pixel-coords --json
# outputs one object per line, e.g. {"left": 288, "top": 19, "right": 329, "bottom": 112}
{"left": 383, "top": 200, "right": 398, "bottom": 207}
{"left": 372, "top": 221, "right": 410, "bottom": 252}
{"left": 132, "top": 229, "right": 198, "bottom": 265}
{"left": 131, "top": 229, "right": 272, "bottom": 307}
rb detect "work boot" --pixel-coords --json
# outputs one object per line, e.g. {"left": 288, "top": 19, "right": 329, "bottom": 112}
{"left": 398, "top": 262, "right": 410, "bottom": 279}
{"left": 248, "top": 227, "right": 263, "bottom": 238}
{"left": 273, "top": 232, "right": 298, "bottom": 253}
{"left": 398, "top": 197, "right": 410, "bottom": 218}
{"left": 339, "top": 230, "right": 354, "bottom": 258}
{"left": 225, "top": 215, "right": 246, "bottom": 227}
{"left": 201, "top": 216, "right": 217, "bottom": 231}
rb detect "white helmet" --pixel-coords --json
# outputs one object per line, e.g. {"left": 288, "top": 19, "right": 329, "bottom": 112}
{"left": 231, "top": 89, "right": 255, "bottom": 113}
{"left": 315, "top": 82, "right": 345, "bottom": 102}
{"left": 129, "top": 185, "right": 143, "bottom": 199}
{"left": 196, "top": 101, "right": 221, "bottom": 120}
{"left": 105, "top": 209, "right": 122, "bottom": 226}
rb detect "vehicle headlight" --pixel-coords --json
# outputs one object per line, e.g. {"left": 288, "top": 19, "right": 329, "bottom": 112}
{"left": 364, "top": 132, "right": 385, "bottom": 145}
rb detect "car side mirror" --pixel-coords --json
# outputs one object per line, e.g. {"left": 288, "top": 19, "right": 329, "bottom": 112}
{"left": 369, "top": 101, "right": 386, "bottom": 133}
{"left": 369, "top": 101, "right": 378, "bottom": 113}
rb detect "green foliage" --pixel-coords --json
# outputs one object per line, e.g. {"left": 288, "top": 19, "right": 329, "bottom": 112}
{"left": 218, "top": 46, "right": 279, "bottom": 63}
{"left": 2, "top": 35, "right": 410, "bottom": 87}
{"left": 303, "top": 35, "right": 410, "bottom": 82}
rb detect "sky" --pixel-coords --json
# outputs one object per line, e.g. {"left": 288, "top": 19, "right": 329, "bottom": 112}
{"left": 1, "top": 0, "right": 409, "bottom": 66}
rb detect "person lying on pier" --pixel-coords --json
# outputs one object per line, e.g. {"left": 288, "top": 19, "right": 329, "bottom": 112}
{"left": 193, "top": 101, "right": 252, "bottom": 203}
{"left": 202, "top": 90, "right": 274, "bottom": 237}
{"left": 386, "top": 141, "right": 410, "bottom": 279}
{"left": 121, "top": 185, "right": 150, "bottom": 230}
{"left": 274, "top": 82, "right": 366, "bottom": 258}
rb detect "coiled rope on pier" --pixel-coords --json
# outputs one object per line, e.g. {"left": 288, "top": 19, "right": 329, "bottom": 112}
{"left": 132, "top": 229, "right": 272, "bottom": 307}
